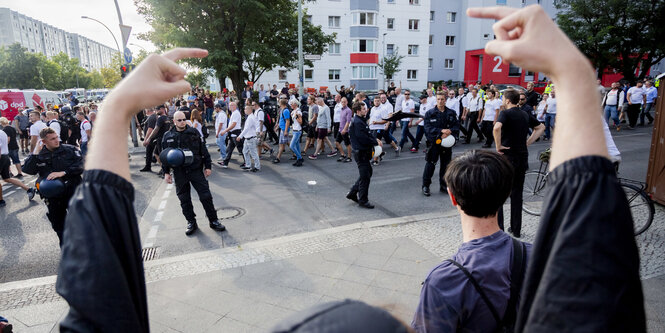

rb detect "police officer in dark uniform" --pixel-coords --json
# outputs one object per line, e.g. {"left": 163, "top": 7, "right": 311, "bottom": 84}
{"left": 162, "top": 111, "right": 226, "bottom": 236}
{"left": 23, "top": 127, "right": 83, "bottom": 246}
{"left": 422, "top": 91, "right": 460, "bottom": 196}
{"left": 346, "top": 101, "right": 375, "bottom": 209}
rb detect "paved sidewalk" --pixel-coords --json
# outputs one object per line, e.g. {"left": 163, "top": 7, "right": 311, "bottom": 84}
{"left": 1, "top": 207, "right": 664, "bottom": 332}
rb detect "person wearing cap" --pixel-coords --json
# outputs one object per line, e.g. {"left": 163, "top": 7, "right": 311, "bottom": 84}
{"left": 22, "top": 127, "right": 80, "bottom": 244}
{"left": 421, "top": 91, "right": 459, "bottom": 197}
{"left": 162, "top": 111, "right": 226, "bottom": 236}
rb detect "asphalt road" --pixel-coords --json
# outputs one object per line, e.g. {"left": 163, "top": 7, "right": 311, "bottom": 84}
{"left": 0, "top": 125, "right": 654, "bottom": 283}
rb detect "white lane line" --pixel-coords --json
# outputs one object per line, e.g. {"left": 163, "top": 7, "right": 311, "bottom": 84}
{"left": 153, "top": 211, "right": 164, "bottom": 222}
{"left": 143, "top": 242, "right": 154, "bottom": 248}
{"left": 146, "top": 225, "right": 159, "bottom": 239}
{"left": 5, "top": 190, "right": 16, "bottom": 197}
{"left": 2, "top": 184, "right": 12, "bottom": 191}
{"left": 158, "top": 200, "right": 167, "bottom": 210}
{"left": 161, "top": 190, "right": 170, "bottom": 199}
{"left": 166, "top": 184, "right": 174, "bottom": 190}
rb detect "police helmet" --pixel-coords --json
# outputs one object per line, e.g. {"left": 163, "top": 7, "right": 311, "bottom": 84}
{"left": 372, "top": 145, "right": 383, "bottom": 158}
{"left": 440, "top": 135, "right": 456, "bottom": 148}
{"left": 160, "top": 148, "right": 194, "bottom": 168}
{"left": 37, "top": 179, "right": 65, "bottom": 198}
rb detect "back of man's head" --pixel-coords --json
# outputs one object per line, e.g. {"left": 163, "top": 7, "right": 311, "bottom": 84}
{"left": 445, "top": 150, "right": 514, "bottom": 218}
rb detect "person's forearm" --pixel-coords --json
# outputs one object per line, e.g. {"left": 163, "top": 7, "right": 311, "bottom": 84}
{"left": 527, "top": 125, "right": 545, "bottom": 145}
{"left": 493, "top": 126, "right": 501, "bottom": 147}
{"left": 86, "top": 95, "right": 133, "bottom": 181}
{"left": 548, "top": 61, "right": 607, "bottom": 170}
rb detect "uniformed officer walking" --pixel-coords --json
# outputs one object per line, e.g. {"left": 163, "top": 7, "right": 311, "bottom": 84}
{"left": 346, "top": 101, "right": 376, "bottom": 209}
{"left": 23, "top": 127, "right": 83, "bottom": 246}
{"left": 422, "top": 91, "right": 460, "bottom": 196}
{"left": 162, "top": 111, "right": 226, "bottom": 236}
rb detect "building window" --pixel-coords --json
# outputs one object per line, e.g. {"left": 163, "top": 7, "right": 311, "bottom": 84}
{"left": 430, "top": 11, "right": 435, "bottom": 21}
{"left": 408, "top": 19, "right": 419, "bottom": 31}
{"left": 429, "top": 35, "right": 433, "bottom": 45}
{"left": 387, "top": 18, "right": 394, "bottom": 30}
{"left": 353, "top": 39, "right": 377, "bottom": 53}
{"left": 329, "top": 69, "right": 341, "bottom": 81}
{"left": 445, "top": 35, "right": 455, "bottom": 46}
{"left": 409, "top": 0, "right": 420, "bottom": 4}
{"left": 329, "top": 43, "right": 341, "bottom": 55}
{"left": 508, "top": 63, "right": 522, "bottom": 77}
{"left": 408, "top": 45, "right": 419, "bottom": 56}
{"left": 388, "top": 0, "right": 395, "bottom": 3}
{"left": 353, "top": 12, "right": 376, "bottom": 26}
{"left": 483, "top": 33, "right": 490, "bottom": 39}
{"left": 447, "top": 12, "right": 457, "bottom": 23}
{"left": 352, "top": 66, "right": 377, "bottom": 79}
{"left": 407, "top": 70, "right": 417, "bottom": 80}
{"left": 279, "top": 70, "right": 288, "bottom": 81}
{"left": 497, "top": 0, "right": 507, "bottom": 4}
{"left": 428, "top": 58, "right": 433, "bottom": 69}
{"left": 444, "top": 59, "right": 454, "bottom": 69}
{"left": 305, "top": 69, "right": 313, "bottom": 80}
{"left": 328, "top": 16, "right": 340, "bottom": 28}
{"left": 386, "top": 44, "right": 394, "bottom": 55}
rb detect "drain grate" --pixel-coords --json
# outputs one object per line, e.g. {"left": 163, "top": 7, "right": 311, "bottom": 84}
{"left": 217, "top": 207, "right": 246, "bottom": 220}
{"left": 142, "top": 247, "right": 160, "bottom": 262}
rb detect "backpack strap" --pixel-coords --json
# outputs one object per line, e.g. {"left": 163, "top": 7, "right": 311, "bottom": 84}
{"left": 502, "top": 238, "right": 526, "bottom": 329}
{"left": 445, "top": 259, "right": 502, "bottom": 326}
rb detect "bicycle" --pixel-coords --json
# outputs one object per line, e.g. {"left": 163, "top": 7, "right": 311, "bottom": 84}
{"left": 521, "top": 149, "right": 655, "bottom": 236}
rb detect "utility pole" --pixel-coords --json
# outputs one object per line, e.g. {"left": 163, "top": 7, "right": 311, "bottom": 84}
{"left": 298, "top": 0, "right": 304, "bottom": 96}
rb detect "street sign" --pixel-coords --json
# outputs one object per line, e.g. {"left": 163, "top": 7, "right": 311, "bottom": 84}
{"left": 123, "top": 48, "right": 133, "bottom": 64}
{"left": 120, "top": 24, "right": 132, "bottom": 48}
{"left": 304, "top": 54, "right": 321, "bottom": 60}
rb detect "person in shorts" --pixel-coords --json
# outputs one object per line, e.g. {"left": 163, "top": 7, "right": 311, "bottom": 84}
{"left": 1, "top": 117, "right": 23, "bottom": 178}
{"left": 0, "top": 127, "right": 36, "bottom": 207}
{"left": 272, "top": 99, "right": 291, "bottom": 163}
{"left": 334, "top": 97, "right": 353, "bottom": 162}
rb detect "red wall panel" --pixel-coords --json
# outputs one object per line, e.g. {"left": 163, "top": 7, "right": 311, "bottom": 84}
{"left": 350, "top": 53, "right": 379, "bottom": 64}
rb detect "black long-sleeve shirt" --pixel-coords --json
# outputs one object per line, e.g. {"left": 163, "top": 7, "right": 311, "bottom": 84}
{"left": 423, "top": 106, "right": 460, "bottom": 143}
{"left": 349, "top": 115, "right": 375, "bottom": 151}
{"left": 23, "top": 144, "right": 84, "bottom": 182}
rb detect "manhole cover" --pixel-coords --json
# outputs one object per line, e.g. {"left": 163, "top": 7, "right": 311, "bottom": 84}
{"left": 217, "top": 207, "right": 246, "bottom": 220}
{"left": 142, "top": 247, "right": 160, "bottom": 262}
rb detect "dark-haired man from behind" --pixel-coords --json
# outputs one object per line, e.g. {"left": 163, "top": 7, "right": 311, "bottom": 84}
{"left": 413, "top": 150, "right": 531, "bottom": 332}
{"left": 347, "top": 101, "right": 375, "bottom": 209}
{"left": 493, "top": 89, "right": 544, "bottom": 238}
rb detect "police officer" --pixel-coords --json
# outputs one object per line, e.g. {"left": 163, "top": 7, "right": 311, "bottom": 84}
{"left": 162, "top": 111, "right": 226, "bottom": 236}
{"left": 422, "top": 91, "right": 460, "bottom": 196}
{"left": 346, "top": 101, "right": 375, "bottom": 209}
{"left": 23, "top": 127, "right": 83, "bottom": 246}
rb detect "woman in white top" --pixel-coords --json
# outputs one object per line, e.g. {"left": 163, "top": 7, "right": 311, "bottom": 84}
{"left": 536, "top": 93, "right": 548, "bottom": 123}
{"left": 289, "top": 99, "right": 304, "bottom": 166}
{"left": 188, "top": 109, "right": 204, "bottom": 137}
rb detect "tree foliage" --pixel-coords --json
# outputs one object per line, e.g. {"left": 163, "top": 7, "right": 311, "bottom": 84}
{"left": 378, "top": 48, "right": 405, "bottom": 85}
{"left": 185, "top": 70, "right": 211, "bottom": 89}
{"left": 135, "top": 0, "right": 336, "bottom": 91}
{"left": 557, "top": 0, "right": 665, "bottom": 83}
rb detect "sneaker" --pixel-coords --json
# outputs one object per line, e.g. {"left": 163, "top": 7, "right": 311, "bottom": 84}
{"left": 250, "top": 167, "right": 259, "bottom": 172}
{"left": 289, "top": 155, "right": 297, "bottom": 160}
{"left": 344, "top": 157, "right": 352, "bottom": 163}
{"left": 216, "top": 158, "right": 224, "bottom": 162}
{"left": 327, "top": 150, "right": 338, "bottom": 157}
{"left": 395, "top": 147, "right": 401, "bottom": 156}
{"left": 371, "top": 160, "right": 379, "bottom": 166}
{"left": 337, "top": 155, "right": 346, "bottom": 162}
{"left": 240, "top": 165, "right": 251, "bottom": 170}
{"left": 0, "top": 200, "right": 6, "bottom": 207}
{"left": 222, "top": 162, "right": 229, "bottom": 168}
{"left": 27, "top": 188, "right": 36, "bottom": 201}
{"left": 139, "top": 167, "right": 152, "bottom": 172}
{"left": 410, "top": 148, "right": 417, "bottom": 152}
{"left": 272, "top": 158, "right": 281, "bottom": 164}
{"left": 308, "top": 154, "right": 318, "bottom": 160}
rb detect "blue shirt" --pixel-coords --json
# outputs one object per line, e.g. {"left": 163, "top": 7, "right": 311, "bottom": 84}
{"left": 412, "top": 231, "right": 531, "bottom": 333}
{"left": 278, "top": 108, "right": 290, "bottom": 131}
{"left": 645, "top": 86, "right": 657, "bottom": 104}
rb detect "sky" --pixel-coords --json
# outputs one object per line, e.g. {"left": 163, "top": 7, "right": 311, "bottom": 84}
{"left": 0, "top": 0, "right": 156, "bottom": 54}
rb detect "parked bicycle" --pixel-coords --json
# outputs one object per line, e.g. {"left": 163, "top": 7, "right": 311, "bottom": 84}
{"left": 522, "top": 149, "right": 655, "bottom": 236}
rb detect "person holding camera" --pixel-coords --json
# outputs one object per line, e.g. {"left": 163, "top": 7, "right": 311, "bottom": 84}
{"left": 162, "top": 111, "right": 226, "bottom": 236}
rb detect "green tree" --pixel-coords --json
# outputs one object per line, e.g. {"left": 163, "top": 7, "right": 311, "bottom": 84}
{"left": 557, "top": 0, "right": 665, "bottom": 83}
{"left": 52, "top": 52, "right": 89, "bottom": 89}
{"left": 100, "top": 54, "right": 123, "bottom": 88}
{"left": 0, "top": 43, "right": 42, "bottom": 89}
{"left": 136, "top": 0, "right": 335, "bottom": 91}
{"left": 185, "top": 70, "right": 210, "bottom": 89}
{"left": 378, "top": 48, "right": 405, "bottom": 88}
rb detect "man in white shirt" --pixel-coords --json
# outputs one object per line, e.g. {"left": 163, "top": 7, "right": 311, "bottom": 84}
{"left": 219, "top": 102, "right": 245, "bottom": 168}
{"left": 76, "top": 111, "right": 92, "bottom": 156}
{"left": 445, "top": 90, "right": 460, "bottom": 118}
{"left": 47, "top": 111, "right": 61, "bottom": 141}
{"left": 237, "top": 105, "right": 260, "bottom": 172}
{"left": 543, "top": 89, "right": 557, "bottom": 140}
{"left": 478, "top": 90, "right": 500, "bottom": 148}
{"left": 412, "top": 94, "right": 429, "bottom": 152}
{"left": 398, "top": 90, "right": 416, "bottom": 152}
{"left": 258, "top": 84, "right": 268, "bottom": 105}
{"left": 29, "top": 111, "right": 47, "bottom": 153}
{"left": 369, "top": 95, "right": 399, "bottom": 165}
{"left": 461, "top": 88, "right": 485, "bottom": 144}
{"left": 426, "top": 89, "right": 437, "bottom": 111}
{"left": 0, "top": 128, "right": 35, "bottom": 207}
{"left": 602, "top": 82, "right": 624, "bottom": 129}
{"left": 253, "top": 100, "right": 273, "bottom": 158}
{"left": 626, "top": 81, "right": 646, "bottom": 129}
{"left": 214, "top": 104, "right": 227, "bottom": 162}
{"left": 332, "top": 94, "right": 342, "bottom": 139}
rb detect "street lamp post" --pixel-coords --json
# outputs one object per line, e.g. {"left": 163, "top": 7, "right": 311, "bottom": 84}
{"left": 81, "top": 16, "right": 121, "bottom": 55}
{"left": 129, "top": 43, "right": 147, "bottom": 52}
{"left": 382, "top": 32, "right": 387, "bottom": 90}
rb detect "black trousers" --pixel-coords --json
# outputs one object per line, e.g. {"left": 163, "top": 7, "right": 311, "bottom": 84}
{"left": 627, "top": 104, "right": 641, "bottom": 127}
{"left": 46, "top": 198, "right": 68, "bottom": 246}
{"left": 465, "top": 112, "right": 484, "bottom": 143}
{"left": 498, "top": 155, "right": 528, "bottom": 237}
{"left": 350, "top": 150, "right": 373, "bottom": 204}
{"left": 333, "top": 122, "right": 340, "bottom": 140}
{"left": 422, "top": 144, "right": 452, "bottom": 188}
{"left": 144, "top": 140, "right": 156, "bottom": 168}
{"left": 223, "top": 133, "right": 245, "bottom": 165}
{"left": 266, "top": 125, "right": 278, "bottom": 144}
{"left": 173, "top": 167, "right": 218, "bottom": 223}
{"left": 481, "top": 121, "right": 494, "bottom": 145}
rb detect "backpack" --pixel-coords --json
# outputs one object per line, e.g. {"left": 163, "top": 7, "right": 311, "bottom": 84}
{"left": 49, "top": 119, "right": 69, "bottom": 142}
{"left": 201, "top": 122, "right": 209, "bottom": 139}
{"left": 263, "top": 109, "right": 272, "bottom": 127}
{"left": 447, "top": 238, "right": 526, "bottom": 333}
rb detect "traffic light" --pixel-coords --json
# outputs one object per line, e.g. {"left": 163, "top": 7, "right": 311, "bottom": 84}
{"left": 120, "top": 65, "right": 129, "bottom": 78}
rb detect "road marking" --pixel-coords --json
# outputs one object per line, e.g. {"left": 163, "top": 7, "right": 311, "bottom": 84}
{"left": 2, "top": 184, "right": 12, "bottom": 191}
{"left": 158, "top": 200, "right": 167, "bottom": 210}
{"left": 146, "top": 225, "right": 159, "bottom": 239}
{"left": 162, "top": 190, "right": 170, "bottom": 199}
{"left": 143, "top": 242, "right": 154, "bottom": 248}
{"left": 5, "top": 190, "right": 16, "bottom": 197}
{"left": 167, "top": 184, "right": 174, "bottom": 190}
{"left": 153, "top": 211, "right": 164, "bottom": 222}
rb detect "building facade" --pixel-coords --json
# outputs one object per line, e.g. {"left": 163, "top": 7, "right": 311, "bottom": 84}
{"left": 0, "top": 7, "right": 118, "bottom": 71}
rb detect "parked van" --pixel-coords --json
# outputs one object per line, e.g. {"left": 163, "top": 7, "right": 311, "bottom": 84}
{"left": 0, "top": 89, "right": 64, "bottom": 121}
